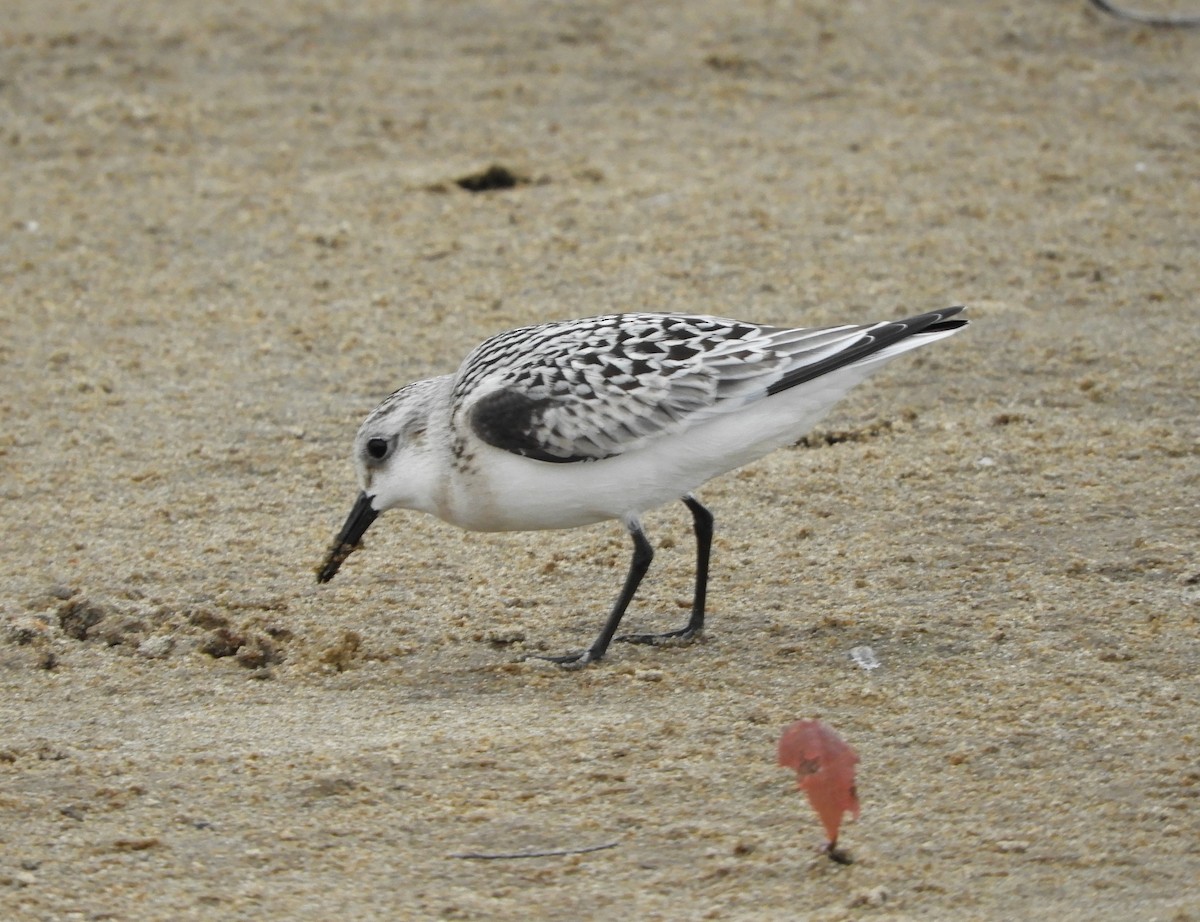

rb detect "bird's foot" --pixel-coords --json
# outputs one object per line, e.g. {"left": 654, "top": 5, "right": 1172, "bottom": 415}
{"left": 614, "top": 626, "right": 702, "bottom": 647}
{"left": 522, "top": 649, "right": 597, "bottom": 669}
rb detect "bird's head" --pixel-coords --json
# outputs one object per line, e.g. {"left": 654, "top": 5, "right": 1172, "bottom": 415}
{"left": 316, "top": 377, "right": 449, "bottom": 582}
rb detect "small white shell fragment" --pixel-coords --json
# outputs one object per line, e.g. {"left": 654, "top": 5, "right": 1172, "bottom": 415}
{"left": 849, "top": 645, "right": 881, "bottom": 671}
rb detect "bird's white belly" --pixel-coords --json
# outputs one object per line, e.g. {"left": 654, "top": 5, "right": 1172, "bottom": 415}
{"left": 439, "top": 370, "right": 861, "bottom": 533}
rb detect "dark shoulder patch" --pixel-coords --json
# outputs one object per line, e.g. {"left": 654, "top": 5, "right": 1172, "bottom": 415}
{"left": 470, "top": 388, "right": 587, "bottom": 463}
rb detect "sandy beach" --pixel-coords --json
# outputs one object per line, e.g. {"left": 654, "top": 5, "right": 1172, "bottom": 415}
{"left": 2, "top": 1, "right": 1198, "bottom": 918}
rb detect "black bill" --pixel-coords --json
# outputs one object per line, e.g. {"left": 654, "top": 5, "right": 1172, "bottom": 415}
{"left": 316, "top": 492, "right": 380, "bottom": 583}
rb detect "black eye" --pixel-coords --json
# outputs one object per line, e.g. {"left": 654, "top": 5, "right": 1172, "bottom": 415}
{"left": 366, "top": 438, "right": 389, "bottom": 460}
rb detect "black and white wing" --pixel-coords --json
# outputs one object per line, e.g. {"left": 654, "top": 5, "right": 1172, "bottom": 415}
{"left": 453, "top": 309, "right": 964, "bottom": 463}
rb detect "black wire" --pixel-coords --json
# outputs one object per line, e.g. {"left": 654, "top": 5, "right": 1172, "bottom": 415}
{"left": 1088, "top": 0, "right": 1200, "bottom": 26}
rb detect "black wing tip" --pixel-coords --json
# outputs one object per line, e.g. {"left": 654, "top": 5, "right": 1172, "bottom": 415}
{"left": 902, "top": 305, "right": 967, "bottom": 331}
{"left": 882, "top": 306, "right": 967, "bottom": 340}
{"left": 765, "top": 305, "right": 967, "bottom": 397}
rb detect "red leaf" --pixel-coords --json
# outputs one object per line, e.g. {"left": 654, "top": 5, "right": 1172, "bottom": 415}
{"left": 778, "top": 719, "right": 860, "bottom": 847}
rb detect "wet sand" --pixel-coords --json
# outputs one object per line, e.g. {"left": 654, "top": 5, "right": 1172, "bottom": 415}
{"left": 2, "top": 1, "right": 1198, "bottom": 918}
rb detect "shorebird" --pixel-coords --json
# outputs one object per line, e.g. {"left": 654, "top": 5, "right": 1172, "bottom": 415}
{"left": 318, "top": 307, "right": 967, "bottom": 665}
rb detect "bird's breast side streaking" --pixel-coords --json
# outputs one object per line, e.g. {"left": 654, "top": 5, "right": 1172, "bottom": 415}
{"left": 317, "top": 307, "right": 968, "bottom": 665}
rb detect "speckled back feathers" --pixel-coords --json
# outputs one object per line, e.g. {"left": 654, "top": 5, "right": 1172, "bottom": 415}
{"left": 450, "top": 313, "right": 874, "bottom": 463}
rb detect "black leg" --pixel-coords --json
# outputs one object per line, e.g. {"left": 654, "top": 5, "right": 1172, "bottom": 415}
{"left": 527, "top": 518, "right": 654, "bottom": 667}
{"left": 616, "top": 494, "right": 713, "bottom": 646}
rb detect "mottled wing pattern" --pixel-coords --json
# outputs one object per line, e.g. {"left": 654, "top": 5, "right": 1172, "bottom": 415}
{"left": 454, "top": 313, "right": 870, "bottom": 463}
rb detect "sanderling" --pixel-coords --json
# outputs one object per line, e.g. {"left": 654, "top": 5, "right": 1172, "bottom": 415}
{"left": 318, "top": 307, "right": 967, "bottom": 665}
